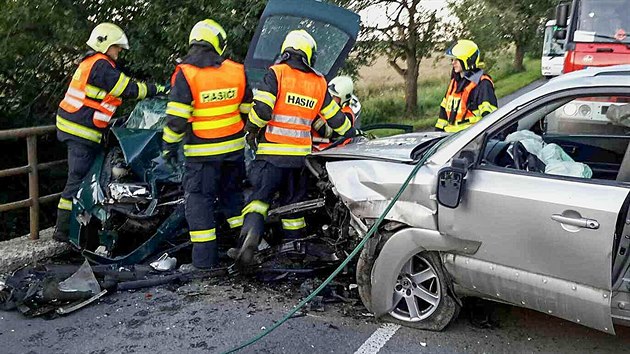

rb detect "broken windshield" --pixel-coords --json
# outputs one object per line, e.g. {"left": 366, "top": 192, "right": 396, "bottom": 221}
{"left": 543, "top": 25, "right": 565, "bottom": 56}
{"left": 575, "top": 0, "right": 630, "bottom": 43}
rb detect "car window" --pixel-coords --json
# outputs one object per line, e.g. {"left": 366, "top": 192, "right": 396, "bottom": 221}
{"left": 481, "top": 94, "right": 630, "bottom": 181}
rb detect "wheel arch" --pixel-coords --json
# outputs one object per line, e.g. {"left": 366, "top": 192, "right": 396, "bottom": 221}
{"left": 370, "top": 227, "right": 481, "bottom": 316}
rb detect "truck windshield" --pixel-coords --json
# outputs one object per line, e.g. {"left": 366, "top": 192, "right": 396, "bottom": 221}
{"left": 575, "top": 0, "right": 630, "bottom": 43}
{"left": 543, "top": 25, "right": 564, "bottom": 56}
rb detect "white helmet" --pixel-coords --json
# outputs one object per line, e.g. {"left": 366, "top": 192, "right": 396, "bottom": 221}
{"left": 328, "top": 76, "right": 354, "bottom": 107}
{"left": 86, "top": 23, "right": 130, "bottom": 53}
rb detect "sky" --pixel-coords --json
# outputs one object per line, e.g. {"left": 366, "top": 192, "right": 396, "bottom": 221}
{"left": 360, "top": 0, "right": 453, "bottom": 28}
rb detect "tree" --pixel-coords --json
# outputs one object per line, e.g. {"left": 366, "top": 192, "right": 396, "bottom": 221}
{"left": 351, "top": 0, "right": 440, "bottom": 114}
{"left": 450, "top": 0, "right": 561, "bottom": 72}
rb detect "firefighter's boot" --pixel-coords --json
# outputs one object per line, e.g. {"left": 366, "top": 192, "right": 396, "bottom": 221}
{"left": 53, "top": 209, "right": 71, "bottom": 243}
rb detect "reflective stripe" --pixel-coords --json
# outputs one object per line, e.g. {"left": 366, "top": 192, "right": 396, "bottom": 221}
{"left": 162, "top": 126, "right": 184, "bottom": 143}
{"left": 192, "top": 104, "right": 240, "bottom": 117}
{"left": 440, "top": 97, "right": 448, "bottom": 109}
{"left": 137, "top": 82, "right": 148, "bottom": 99}
{"left": 100, "top": 101, "right": 117, "bottom": 112}
{"left": 444, "top": 122, "right": 472, "bottom": 133}
{"left": 267, "top": 125, "right": 310, "bottom": 138}
{"left": 474, "top": 101, "right": 497, "bottom": 116}
{"left": 242, "top": 200, "right": 269, "bottom": 217}
{"left": 239, "top": 103, "right": 252, "bottom": 114}
{"left": 254, "top": 90, "right": 276, "bottom": 108}
{"left": 312, "top": 118, "right": 326, "bottom": 130}
{"left": 166, "top": 101, "right": 193, "bottom": 119}
{"left": 248, "top": 109, "right": 268, "bottom": 128}
{"left": 183, "top": 137, "right": 245, "bottom": 157}
{"left": 85, "top": 85, "right": 107, "bottom": 99}
{"left": 56, "top": 115, "right": 102, "bottom": 143}
{"left": 62, "top": 95, "right": 84, "bottom": 109}
{"left": 58, "top": 198, "right": 72, "bottom": 211}
{"left": 333, "top": 117, "right": 351, "bottom": 135}
{"left": 109, "top": 73, "right": 131, "bottom": 97}
{"left": 320, "top": 100, "right": 340, "bottom": 119}
{"left": 272, "top": 114, "right": 311, "bottom": 127}
{"left": 256, "top": 143, "right": 311, "bottom": 156}
{"left": 435, "top": 118, "right": 448, "bottom": 129}
{"left": 281, "top": 217, "right": 306, "bottom": 230}
{"left": 66, "top": 87, "right": 86, "bottom": 99}
{"left": 93, "top": 111, "right": 111, "bottom": 123}
{"left": 191, "top": 115, "right": 241, "bottom": 130}
{"left": 227, "top": 215, "right": 244, "bottom": 228}
{"left": 190, "top": 228, "right": 216, "bottom": 243}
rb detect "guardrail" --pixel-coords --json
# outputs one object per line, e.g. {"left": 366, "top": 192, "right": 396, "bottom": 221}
{"left": 0, "top": 125, "right": 66, "bottom": 240}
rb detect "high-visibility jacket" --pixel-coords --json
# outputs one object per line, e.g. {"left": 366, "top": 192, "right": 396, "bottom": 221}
{"left": 312, "top": 105, "right": 356, "bottom": 151}
{"left": 57, "top": 53, "right": 123, "bottom": 143}
{"left": 254, "top": 63, "right": 327, "bottom": 157}
{"left": 435, "top": 72, "right": 496, "bottom": 133}
{"left": 162, "top": 59, "right": 248, "bottom": 159}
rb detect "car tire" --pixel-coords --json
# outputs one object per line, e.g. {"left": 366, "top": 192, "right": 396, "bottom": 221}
{"left": 356, "top": 232, "right": 460, "bottom": 331}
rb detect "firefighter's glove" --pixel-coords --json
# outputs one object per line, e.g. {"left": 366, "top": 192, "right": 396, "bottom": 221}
{"left": 245, "top": 127, "right": 259, "bottom": 151}
{"left": 343, "top": 127, "right": 360, "bottom": 138}
{"left": 155, "top": 83, "right": 170, "bottom": 96}
{"left": 162, "top": 145, "right": 179, "bottom": 167}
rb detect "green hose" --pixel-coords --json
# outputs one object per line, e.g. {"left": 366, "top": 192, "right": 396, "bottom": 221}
{"left": 223, "top": 138, "right": 446, "bottom": 353}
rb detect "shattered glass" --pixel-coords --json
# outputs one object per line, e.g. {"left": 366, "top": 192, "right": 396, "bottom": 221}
{"left": 58, "top": 260, "right": 101, "bottom": 295}
{"left": 125, "top": 98, "right": 168, "bottom": 130}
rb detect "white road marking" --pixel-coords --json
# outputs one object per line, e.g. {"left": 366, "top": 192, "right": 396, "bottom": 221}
{"left": 354, "top": 323, "right": 401, "bottom": 354}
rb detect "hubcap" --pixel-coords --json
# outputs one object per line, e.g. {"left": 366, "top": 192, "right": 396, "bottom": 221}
{"left": 389, "top": 254, "right": 441, "bottom": 322}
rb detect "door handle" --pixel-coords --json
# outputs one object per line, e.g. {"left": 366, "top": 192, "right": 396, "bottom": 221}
{"left": 551, "top": 214, "right": 600, "bottom": 230}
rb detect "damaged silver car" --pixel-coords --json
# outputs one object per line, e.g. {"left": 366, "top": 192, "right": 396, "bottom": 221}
{"left": 309, "top": 65, "right": 630, "bottom": 334}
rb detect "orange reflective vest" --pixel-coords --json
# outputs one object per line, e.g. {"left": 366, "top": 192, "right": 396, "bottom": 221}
{"left": 436, "top": 74, "right": 493, "bottom": 133}
{"left": 59, "top": 53, "right": 123, "bottom": 130}
{"left": 312, "top": 105, "right": 355, "bottom": 151}
{"left": 257, "top": 64, "right": 327, "bottom": 156}
{"left": 178, "top": 60, "right": 246, "bottom": 140}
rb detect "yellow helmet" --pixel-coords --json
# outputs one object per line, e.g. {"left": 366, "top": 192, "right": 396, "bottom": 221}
{"left": 86, "top": 23, "right": 130, "bottom": 53}
{"left": 445, "top": 39, "right": 480, "bottom": 71}
{"left": 189, "top": 19, "right": 227, "bottom": 55}
{"left": 281, "top": 30, "right": 317, "bottom": 66}
{"left": 328, "top": 76, "right": 354, "bottom": 107}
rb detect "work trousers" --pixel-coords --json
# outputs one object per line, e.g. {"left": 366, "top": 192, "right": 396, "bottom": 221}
{"left": 184, "top": 158, "right": 245, "bottom": 268}
{"left": 241, "top": 159, "right": 308, "bottom": 247}
{"left": 57, "top": 141, "right": 100, "bottom": 217}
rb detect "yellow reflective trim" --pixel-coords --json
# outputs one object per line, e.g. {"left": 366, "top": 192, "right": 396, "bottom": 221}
{"left": 333, "top": 117, "right": 351, "bottom": 135}
{"left": 440, "top": 98, "right": 448, "bottom": 109}
{"left": 109, "top": 73, "right": 131, "bottom": 97}
{"left": 239, "top": 103, "right": 252, "bottom": 114}
{"left": 56, "top": 115, "right": 102, "bottom": 143}
{"left": 162, "top": 126, "right": 184, "bottom": 143}
{"left": 256, "top": 143, "right": 311, "bottom": 156}
{"left": 57, "top": 197, "right": 72, "bottom": 211}
{"left": 281, "top": 217, "right": 306, "bottom": 230}
{"left": 191, "top": 115, "right": 241, "bottom": 130}
{"left": 444, "top": 122, "right": 472, "bottom": 133}
{"left": 166, "top": 101, "right": 193, "bottom": 119}
{"left": 192, "top": 104, "right": 240, "bottom": 117}
{"left": 476, "top": 101, "right": 497, "bottom": 115}
{"left": 254, "top": 90, "right": 276, "bottom": 108}
{"left": 321, "top": 100, "right": 340, "bottom": 119}
{"left": 183, "top": 137, "right": 245, "bottom": 157}
{"left": 85, "top": 84, "right": 107, "bottom": 99}
{"left": 137, "top": 82, "right": 148, "bottom": 99}
{"left": 242, "top": 200, "right": 269, "bottom": 217}
{"left": 190, "top": 228, "right": 216, "bottom": 242}
{"left": 227, "top": 215, "right": 244, "bottom": 228}
{"left": 435, "top": 118, "right": 448, "bottom": 129}
{"left": 248, "top": 109, "right": 268, "bottom": 128}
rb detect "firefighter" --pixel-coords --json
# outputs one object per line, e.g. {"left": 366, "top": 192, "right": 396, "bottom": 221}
{"left": 312, "top": 75, "right": 361, "bottom": 150}
{"left": 161, "top": 19, "right": 253, "bottom": 269}
{"left": 434, "top": 40, "right": 498, "bottom": 133}
{"left": 232, "top": 29, "right": 357, "bottom": 267}
{"left": 54, "top": 23, "right": 166, "bottom": 242}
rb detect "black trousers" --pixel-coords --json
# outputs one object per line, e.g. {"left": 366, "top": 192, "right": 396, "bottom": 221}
{"left": 58, "top": 141, "right": 99, "bottom": 211}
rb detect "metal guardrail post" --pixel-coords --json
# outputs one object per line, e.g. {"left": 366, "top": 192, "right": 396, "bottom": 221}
{"left": 27, "top": 136, "right": 40, "bottom": 240}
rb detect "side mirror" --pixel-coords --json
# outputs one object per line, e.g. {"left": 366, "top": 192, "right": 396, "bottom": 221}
{"left": 555, "top": 3, "right": 569, "bottom": 27}
{"left": 553, "top": 29, "right": 567, "bottom": 40}
{"left": 437, "top": 158, "right": 469, "bottom": 209}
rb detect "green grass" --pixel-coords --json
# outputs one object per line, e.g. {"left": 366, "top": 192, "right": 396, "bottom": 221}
{"left": 358, "top": 57, "right": 542, "bottom": 133}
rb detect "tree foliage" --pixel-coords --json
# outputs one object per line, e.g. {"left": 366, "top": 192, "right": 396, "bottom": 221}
{"left": 449, "top": 0, "right": 561, "bottom": 72}
{"left": 350, "top": 0, "right": 440, "bottom": 114}
{"left": 0, "top": 0, "right": 266, "bottom": 129}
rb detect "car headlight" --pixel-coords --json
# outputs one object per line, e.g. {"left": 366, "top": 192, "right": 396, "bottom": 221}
{"left": 563, "top": 103, "right": 578, "bottom": 116}
{"left": 578, "top": 104, "right": 591, "bottom": 117}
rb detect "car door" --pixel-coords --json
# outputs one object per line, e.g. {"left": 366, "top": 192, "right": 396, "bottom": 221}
{"left": 243, "top": 0, "right": 360, "bottom": 86}
{"left": 439, "top": 90, "right": 630, "bottom": 334}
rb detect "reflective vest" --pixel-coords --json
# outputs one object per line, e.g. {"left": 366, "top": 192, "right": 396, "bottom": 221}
{"left": 178, "top": 60, "right": 246, "bottom": 157}
{"left": 312, "top": 105, "right": 355, "bottom": 151}
{"left": 57, "top": 53, "right": 123, "bottom": 143}
{"left": 436, "top": 74, "right": 492, "bottom": 133}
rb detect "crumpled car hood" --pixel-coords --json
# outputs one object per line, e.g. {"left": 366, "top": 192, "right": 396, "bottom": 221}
{"left": 312, "top": 132, "right": 448, "bottom": 162}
